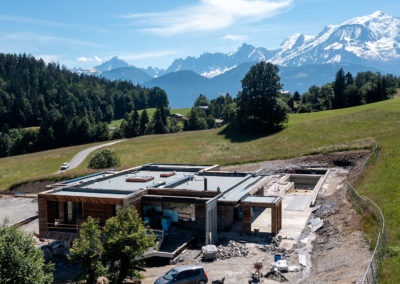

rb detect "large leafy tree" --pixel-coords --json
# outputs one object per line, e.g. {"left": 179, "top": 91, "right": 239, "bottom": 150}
{"left": 88, "top": 149, "right": 121, "bottom": 169}
{"left": 69, "top": 217, "right": 105, "bottom": 284}
{"left": 0, "top": 221, "right": 54, "bottom": 284}
{"left": 103, "top": 208, "right": 156, "bottom": 284}
{"left": 237, "top": 62, "right": 288, "bottom": 132}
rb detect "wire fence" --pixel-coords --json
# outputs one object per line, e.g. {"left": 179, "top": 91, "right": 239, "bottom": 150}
{"left": 345, "top": 142, "right": 386, "bottom": 284}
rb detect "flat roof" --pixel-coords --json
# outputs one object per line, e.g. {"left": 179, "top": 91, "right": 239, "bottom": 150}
{"left": 169, "top": 174, "right": 246, "bottom": 192}
{"left": 82, "top": 170, "right": 194, "bottom": 191}
{"left": 242, "top": 195, "right": 280, "bottom": 204}
{"left": 44, "top": 164, "right": 273, "bottom": 202}
{"left": 51, "top": 190, "right": 127, "bottom": 199}
{"left": 218, "top": 176, "right": 270, "bottom": 203}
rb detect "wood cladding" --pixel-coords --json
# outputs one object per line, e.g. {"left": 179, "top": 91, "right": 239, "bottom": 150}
{"left": 38, "top": 197, "right": 48, "bottom": 237}
{"left": 38, "top": 193, "right": 124, "bottom": 205}
{"left": 83, "top": 203, "right": 114, "bottom": 225}
{"left": 47, "top": 200, "right": 59, "bottom": 221}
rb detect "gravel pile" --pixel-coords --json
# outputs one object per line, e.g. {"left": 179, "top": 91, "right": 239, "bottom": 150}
{"left": 217, "top": 240, "right": 252, "bottom": 259}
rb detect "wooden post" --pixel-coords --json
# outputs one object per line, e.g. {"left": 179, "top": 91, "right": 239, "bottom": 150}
{"left": 38, "top": 197, "right": 48, "bottom": 237}
{"left": 242, "top": 206, "right": 252, "bottom": 234}
{"left": 271, "top": 205, "right": 277, "bottom": 235}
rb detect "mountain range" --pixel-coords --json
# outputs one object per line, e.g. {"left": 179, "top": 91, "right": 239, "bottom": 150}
{"left": 73, "top": 11, "right": 400, "bottom": 108}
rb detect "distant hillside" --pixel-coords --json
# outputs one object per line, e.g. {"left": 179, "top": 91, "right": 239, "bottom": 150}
{"left": 145, "top": 62, "right": 380, "bottom": 107}
{"left": 101, "top": 66, "right": 152, "bottom": 84}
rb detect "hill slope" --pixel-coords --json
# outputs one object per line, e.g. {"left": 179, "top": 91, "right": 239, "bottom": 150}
{"left": 2, "top": 96, "right": 400, "bottom": 281}
{"left": 101, "top": 66, "right": 152, "bottom": 84}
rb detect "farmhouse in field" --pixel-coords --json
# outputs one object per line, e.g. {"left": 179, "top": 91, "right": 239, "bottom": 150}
{"left": 38, "top": 163, "right": 327, "bottom": 260}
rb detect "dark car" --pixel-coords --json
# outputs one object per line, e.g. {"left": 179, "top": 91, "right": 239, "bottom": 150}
{"left": 154, "top": 265, "right": 208, "bottom": 284}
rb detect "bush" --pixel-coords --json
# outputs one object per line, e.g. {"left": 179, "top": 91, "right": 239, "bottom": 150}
{"left": 88, "top": 149, "right": 121, "bottom": 169}
{"left": 0, "top": 221, "right": 54, "bottom": 283}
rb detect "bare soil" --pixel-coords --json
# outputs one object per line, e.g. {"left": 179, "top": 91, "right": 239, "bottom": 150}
{"left": 304, "top": 187, "right": 371, "bottom": 283}
{"left": 222, "top": 150, "right": 370, "bottom": 174}
{"left": 8, "top": 180, "right": 54, "bottom": 193}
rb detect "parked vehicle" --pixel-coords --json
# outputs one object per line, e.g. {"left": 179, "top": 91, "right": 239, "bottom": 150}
{"left": 60, "top": 162, "right": 69, "bottom": 170}
{"left": 154, "top": 265, "right": 208, "bottom": 284}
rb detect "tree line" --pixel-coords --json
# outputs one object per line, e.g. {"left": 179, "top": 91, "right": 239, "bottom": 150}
{"left": 284, "top": 69, "right": 399, "bottom": 113}
{"left": 0, "top": 53, "right": 169, "bottom": 157}
{"left": 0, "top": 54, "right": 398, "bottom": 157}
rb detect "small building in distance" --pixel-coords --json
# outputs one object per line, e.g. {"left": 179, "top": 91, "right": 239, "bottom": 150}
{"left": 170, "top": 113, "right": 185, "bottom": 121}
{"left": 215, "top": 119, "right": 224, "bottom": 127}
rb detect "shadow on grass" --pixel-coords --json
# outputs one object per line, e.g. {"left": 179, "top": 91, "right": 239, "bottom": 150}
{"left": 218, "top": 124, "right": 284, "bottom": 143}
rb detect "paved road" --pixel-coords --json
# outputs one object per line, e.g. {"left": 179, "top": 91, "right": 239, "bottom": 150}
{"left": 58, "top": 139, "right": 126, "bottom": 173}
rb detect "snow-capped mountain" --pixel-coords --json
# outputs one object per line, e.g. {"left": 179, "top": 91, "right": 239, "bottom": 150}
{"left": 95, "top": 56, "right": 129, "bottom": 72}
{"left": 71, "top": 11, "right": 400, "bottom": 107}
{"left": 162, "top": 11, "right": 400, "bottom": 75}
{"left": 165, "top": 43, "right": 275, "bottom": 78}
{"left": 270, "top": 10, "right": 400, "bottom": 72}
{"left": 72, "top": 57, "right": 159, "bottom": 85}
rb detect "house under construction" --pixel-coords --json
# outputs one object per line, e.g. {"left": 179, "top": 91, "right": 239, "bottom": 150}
{"left": 38, "top": 163, "right": 327, "bottom": 260}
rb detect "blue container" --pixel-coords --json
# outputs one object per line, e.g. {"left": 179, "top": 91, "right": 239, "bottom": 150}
{"left": 274, "top": 254, "right": 281, "bottom": 262}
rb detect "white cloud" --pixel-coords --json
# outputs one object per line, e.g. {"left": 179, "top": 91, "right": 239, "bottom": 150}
{"left": 119, "top": 51, "right": 177, "bottom": 60}
{"left": 5, "top": 32, "right": 105, "bottom": 48}
{"left": 77, "top": 57, "right": 90, "bottom": 62}
{"left": 123, "top": 0, "right": 292, "bottom": 35}
{"left": 37, "top": 54, "right": 58, "bottom": 64}
{"left": 222, "top": 34, "right": 249, "bottom": 41}
{"left": 77, "top": 56, "right": 104, "bottom": 63}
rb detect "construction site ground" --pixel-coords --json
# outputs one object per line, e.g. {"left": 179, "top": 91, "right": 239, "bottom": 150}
{"left": 143, "top": 150, "right": 372, "bottom": 283}
{"left": 0, "top": 150, "right": 372, "bottom": 283}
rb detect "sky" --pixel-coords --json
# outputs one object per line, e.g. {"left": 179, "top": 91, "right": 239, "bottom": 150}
{"left": 1, "top": 0, "right": 399, "bottom": 69}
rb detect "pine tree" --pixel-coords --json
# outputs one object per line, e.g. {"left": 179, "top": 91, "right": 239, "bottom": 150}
{"left": 139, "top": 109, "right": 149, "bottom": 135}
{"left": 333, "top": 68, "right": 346, "bottom": 109}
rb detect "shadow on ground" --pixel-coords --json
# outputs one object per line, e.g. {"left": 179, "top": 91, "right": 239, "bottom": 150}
{"left": 218, "top": 125, "right": 284, "bottom": 143}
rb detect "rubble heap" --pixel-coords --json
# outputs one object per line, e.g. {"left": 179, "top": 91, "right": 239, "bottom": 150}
{"left": 256, "top": 237, "right": 293, "bottom": 258}
{"left": 217, "top": 240, "right": 251, "bottom": 259}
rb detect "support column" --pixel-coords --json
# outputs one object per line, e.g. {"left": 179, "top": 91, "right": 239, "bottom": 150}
{"left": 271, "top": 202, "right": 282, "bottom": 235}
{"left": 277, "top": 201, "right": 282, "bottom": 232}
{"left": 59, "top": 201, "right": 65, "bottom": 223}
{"left": 242, "top": 206, "right": 252, "bottom": 234}
{"left": 38, "top": 197, "right": 48, "bottom": 238}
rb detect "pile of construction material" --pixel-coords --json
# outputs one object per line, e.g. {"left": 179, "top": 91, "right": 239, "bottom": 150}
{"left": 256, "top": 238, "right": 293, "bottom": 258}
{"left": 216, "top": 240, "right": 252, "bottom": 259}
{"left": 202, "top": 245, "right": 218, "bottom": 261}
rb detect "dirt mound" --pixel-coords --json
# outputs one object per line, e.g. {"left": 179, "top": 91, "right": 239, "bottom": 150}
{"left": 8, "top": 180, "right": 55, "bottom": 194}
{"left": 305, "top": 187, "right": 371, "bottom": 283}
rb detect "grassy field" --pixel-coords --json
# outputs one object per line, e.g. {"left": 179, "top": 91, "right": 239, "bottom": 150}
{"left": 1, "top": 97, "right": 400, "bottom": 281}
{"left": 108, "top": 107, "right": 191, "bottom": 128}
{"left": 0, "top": 142, "right": 106, "bottom": 190}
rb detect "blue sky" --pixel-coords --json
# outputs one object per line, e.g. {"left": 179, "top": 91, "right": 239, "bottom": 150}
{"left": 1, "top": 0, "right": 399, "bottom": 69}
